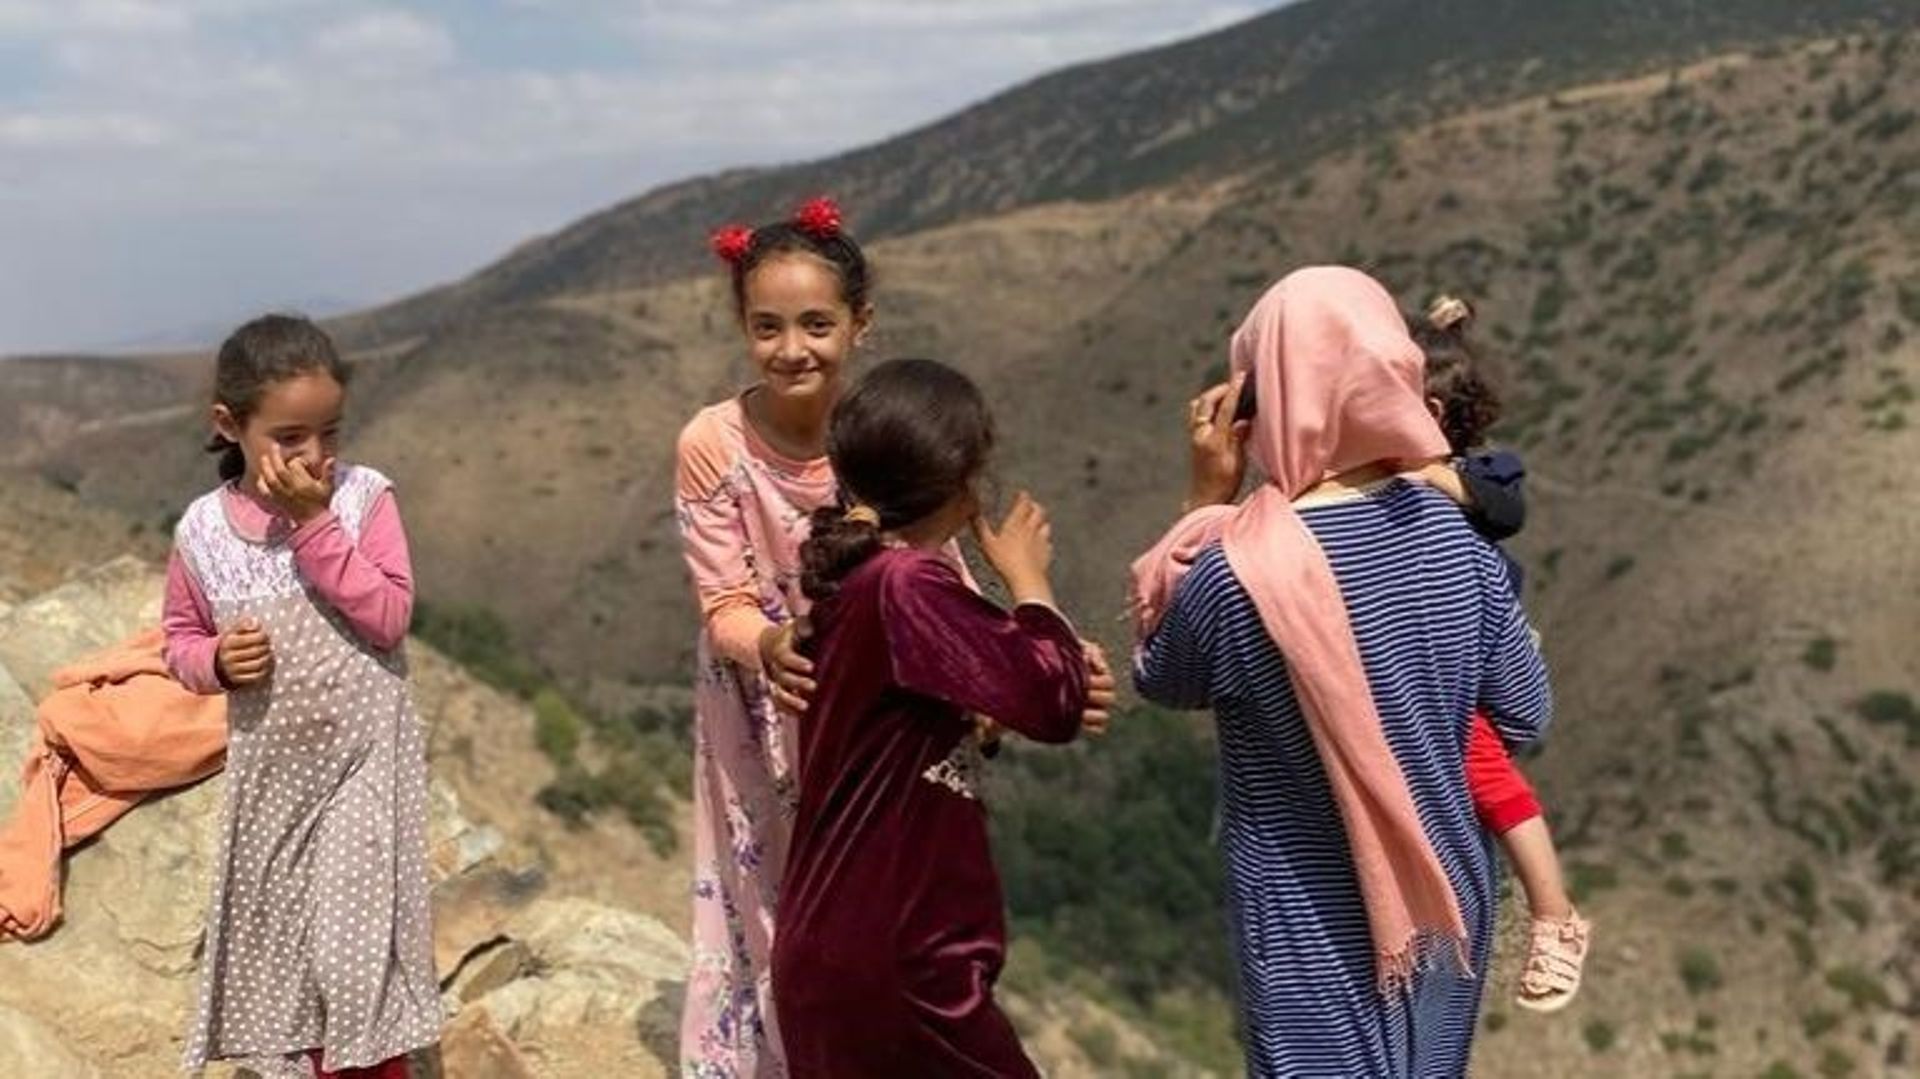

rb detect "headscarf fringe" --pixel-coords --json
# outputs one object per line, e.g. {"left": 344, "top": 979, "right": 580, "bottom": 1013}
{"left": 1376, "top": 929, "right": 1475, "bottom": 997}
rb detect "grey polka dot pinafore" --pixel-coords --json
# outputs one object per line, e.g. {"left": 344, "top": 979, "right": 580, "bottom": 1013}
{"left": 176, "top": 466, "right": 442, "bottom": 1076}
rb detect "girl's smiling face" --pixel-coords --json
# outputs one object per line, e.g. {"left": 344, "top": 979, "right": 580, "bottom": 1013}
{"left": 212, "top": 371, "right": 345, "bottom": 486}
{"left": 741, "top": 253, "right": 870, "bottom": 402}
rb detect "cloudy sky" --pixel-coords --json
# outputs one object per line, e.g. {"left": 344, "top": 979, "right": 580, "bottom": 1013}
{"left": 0, "top": 1, "right": 1282, "bottom": 353}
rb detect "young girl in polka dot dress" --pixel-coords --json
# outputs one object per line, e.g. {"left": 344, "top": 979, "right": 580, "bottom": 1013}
{"left": 163, "top": 315, "right": 441, "bottom": 1079}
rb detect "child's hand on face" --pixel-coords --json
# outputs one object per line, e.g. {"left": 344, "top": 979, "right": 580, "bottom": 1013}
{"left": 259, "top": 446, "right": 335, "bottom": 524}
{"left": 217, "top": 617, "right": 274, "bottom": 688}
{"left": 972, "top": 492, "right": 1055, "bottom": 608}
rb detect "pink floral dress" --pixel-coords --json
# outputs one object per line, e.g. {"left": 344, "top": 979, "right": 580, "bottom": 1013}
{"left": 674, "top": 396, "right": 834, "bottom": 1078}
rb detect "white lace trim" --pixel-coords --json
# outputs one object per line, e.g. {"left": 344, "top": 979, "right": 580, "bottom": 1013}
{"left": 177, "top": 465, "right": 390, "bottom": 604}
{"left": 920, "top": 739, "right": 984, "bottom": 800}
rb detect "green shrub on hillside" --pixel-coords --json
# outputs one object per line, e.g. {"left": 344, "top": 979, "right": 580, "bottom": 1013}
{"left": 1678, "top": 948, "right": 1722, "bottom": 995}
{"left": 1783, "top": 858, "right": 1823, "bottom": 925}
{"left": 536, "top": 759, "right": 678, "bottom": 854}
{"left": 1827, "top": 80, "right": 1886, "bottom": 124}
{"left": 1897, "top": 278, "right": 1920, "bottom": 325}
{"left": 1687, "top": 153, "right": 1732, "bottom": 193}
{"left": 990, "top": 706, "right": 1228, "bottom": 1005}
{"left": 1858, "top": 108, "right": 1916, "bottom": 141}
{"left": 1802, "top": 637, "right": 1838, "bottom": 671}
{"left": 1802, "top": 1008, "right": 1841, "bottom": 1039}
{"left": 1651, "top": 145, "right": 1692, "bottom": 188}
{"left": 1613, "top": 242, "right": 1660, "bottom": 283}
{"left": 1531, "top": 277, "right": 1570, "bottom": 327}
{"left": 1878, "top": 832, "right": 1917, "bottom": 887}
{"left": 414, "top": 600, "right": 548, "bottom": 698}
{"left": 1583, "top": 1019, "right": 1617, "bottom": 1052}
{"left": 532, "top": 687, "right": 584, "bottom": 765}
{"left": 1788, "top": 928, "right": 1817, "bottom": 973}
{"left": 1854, "top": 690, "right": 1919, "bottom": 744}
{"left": 415, "top": 599, "right": 690, "bottom": 855}
{"left": 1670, "top": 1013, "right": 1718, "bottom": 1056}
{"left": 1825, "top": 965, "right": 1891, "bottom": 1011}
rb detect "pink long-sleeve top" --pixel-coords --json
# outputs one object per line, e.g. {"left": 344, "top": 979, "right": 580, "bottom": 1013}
{"left": 675, "top": 403, "right": 823, "bottom": 670}
{"left": 163, "top": 484, "right": 415, "bottom": 694}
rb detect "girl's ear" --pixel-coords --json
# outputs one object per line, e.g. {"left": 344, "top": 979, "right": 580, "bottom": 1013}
{"left": 1424, "top": 395, "right": 1444, "bottom": 422}
{"left": 851, "top": 303, "right": 875, "bottom": 347}
{"left": 212, "top": 403, "right": 242, "bottom": 443}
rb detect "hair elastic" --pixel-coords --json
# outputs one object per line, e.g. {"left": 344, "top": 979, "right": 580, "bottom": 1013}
{"left": 709, "top": 224, "right": 754, "bottom": 265}
{"left": 1426, "top": 295, "right": 1472, "bottom": 332}
{"left": 792, "top": 196, "right": 843, "bottom": 239}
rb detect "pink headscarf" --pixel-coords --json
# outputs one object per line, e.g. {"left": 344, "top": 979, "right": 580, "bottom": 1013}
{"left": 1130, "top": 266, "right": 1463, "bottom": 991}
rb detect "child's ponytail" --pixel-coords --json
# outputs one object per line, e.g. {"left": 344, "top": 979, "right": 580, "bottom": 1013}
{"left": 800, "top": 504, "right": 888, "bottom": 604}
{"left": 206, "top": 433, "right": 246, "bottom": 482}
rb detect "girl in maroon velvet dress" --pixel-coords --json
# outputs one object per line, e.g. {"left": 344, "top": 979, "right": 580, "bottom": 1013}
{"left": 771, "top": 358, "right": 1115, "bottom": 1077}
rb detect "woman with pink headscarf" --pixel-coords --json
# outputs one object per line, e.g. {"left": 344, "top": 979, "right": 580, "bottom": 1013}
{"left": 1131, "top": 267, "right": 1552, "bottom": 1076}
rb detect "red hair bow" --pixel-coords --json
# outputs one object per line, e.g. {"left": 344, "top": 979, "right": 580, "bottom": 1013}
{"left": 709, "top": 224, "right": 754, "bottom": 265}
{"left": 792, "top": 196, "right": 843, "bottom": 239}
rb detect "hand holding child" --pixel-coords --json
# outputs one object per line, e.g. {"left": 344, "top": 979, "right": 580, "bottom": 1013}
{"left": 1398, "top": 457, "right": 1471, "bottom": 507}
{"left": 217, "top": 617, "right": 274, "bottom": 688}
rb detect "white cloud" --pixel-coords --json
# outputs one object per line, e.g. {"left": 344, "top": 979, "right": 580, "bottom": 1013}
{"left": 0, "top": 0, "right": 190, "bottom": 37}
{"left": 311, "top": 9, "right": 456, "bottom": 73}
{"left": 0, "top": 109, "right": 170, "bottom": 147}
{"left": 0, "top": 0, "right": 1283, "bottom": 351}
{"left": 0, "top": 0, "right": 326, "bottom": 36}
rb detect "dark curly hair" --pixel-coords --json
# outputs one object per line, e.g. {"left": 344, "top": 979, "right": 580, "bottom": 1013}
{"left": 799, "top": 358, "right": 993, "bottom": 605}
{"left": 1411, "top": 296, "right": 1501, "bottom": 455}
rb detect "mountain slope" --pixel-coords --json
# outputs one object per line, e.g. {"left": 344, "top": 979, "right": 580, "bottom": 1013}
{"left": 332, "top": 0, "right": 1920, "bottom": 345}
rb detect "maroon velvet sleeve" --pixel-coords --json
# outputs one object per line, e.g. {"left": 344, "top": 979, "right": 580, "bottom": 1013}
{"left": 879, "top": 553, "right": 1088, "bottom": 744}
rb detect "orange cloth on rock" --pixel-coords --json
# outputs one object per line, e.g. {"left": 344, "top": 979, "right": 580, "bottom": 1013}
{"left": 0, "top": 628, "right": 227, "bottom": 941}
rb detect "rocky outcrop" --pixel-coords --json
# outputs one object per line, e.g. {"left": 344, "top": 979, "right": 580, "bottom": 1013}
{"left": 0, "top": 556, "right": 159, "bottom": 700}
{"left": 0, "top": 559, "right": 689, "bottom": 1077}
{"left": 439, "top": 897, "right": 686, "bottom": 1079}
{"left": 0, "top": 1003, "right": 99, "bottom": 1076}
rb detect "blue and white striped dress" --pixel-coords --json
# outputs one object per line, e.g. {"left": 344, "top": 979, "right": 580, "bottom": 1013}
{"left": 1136, "top": 480, "right": 1551, "bottom": 1078}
